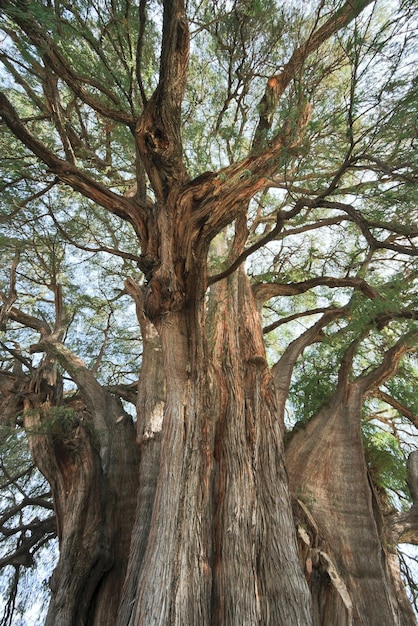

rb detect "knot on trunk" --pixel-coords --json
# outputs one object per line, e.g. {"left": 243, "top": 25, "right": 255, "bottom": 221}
{"left": 138, "top": 253, "right": 160, "bottom": 282}
{"left": 144, "top": 267, "right": 185, "bottom": 322}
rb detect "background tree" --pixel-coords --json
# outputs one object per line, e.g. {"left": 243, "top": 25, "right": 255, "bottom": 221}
{"left": 0, "top": 0, "right": 417, "bottom": 624}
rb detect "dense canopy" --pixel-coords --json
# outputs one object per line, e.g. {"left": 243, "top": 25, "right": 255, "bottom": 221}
{"left": 0, "top": 1, "right": 417, "bottom": 624}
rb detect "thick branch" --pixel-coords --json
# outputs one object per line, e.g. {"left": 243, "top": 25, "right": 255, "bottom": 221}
{"left": 389, "top": 507, "right": 418, "bottom": 545}
{"left": 0, "top": 516, "right": 56, "bottom": 569}
{"left": 370, "top": 389, "right": 418, "bottom": 431}
{"left": 0, "top": 93, "right": 146, "bottom": 236}
{"left": 389, "top": 452, "right": 418, "bottom": 544}
{"left": 252, "top": 0, "right": 374, "bottom": 148}
{"left": 357, "top": 331, "right": 418, "bottom": 394}
{"left": 29, "top": 336, "right": 114, "bottom": 472}
{"left": 158, "top": 0, "right": 190, "bottom": 106}
{"left": 253, "top": 275, "right": 380, "bottom": 303}
{"left": 104, "top": 382, "right": 138, "bottom": 406}
{"left": 135, "top": 0, "right": 190, "bottom": 199}
{"left": 29, "top": 338, "right": 103, "bottom": 413}
{"left": 0, "top": 498, "right": 54, "bottom": 528}
{"left": 272, "top": 307, "right": 347, "bottom": 418}
{"left": 136, "top": 0, "right": 148, "bottom": 104}
{"left": 304, "top": 198, "right": 418, "bottom": 256}
{"left": 185, "top": 102, "right": 312, "bottom": 240}
{"left": 0, "top": 252, "right": 19, "bottom": 330}
{"left": 0, "top": 295, "right": 51, "bottom": 335}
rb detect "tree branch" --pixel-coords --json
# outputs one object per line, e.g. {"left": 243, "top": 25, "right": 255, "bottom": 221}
{"left": 0, "top": 295, "right": 51, "bottom": 336}
{"left": 0, "top": 178, "right": 58, "bottom": 224}
{"left": 272, "top": 307, "right": 347, "bottom": 408}
{"left": 304, "top": 198, "right": 418, "bottom": 256}
{"left": 2, "top": 1, "right": 135, "bottom": 127}
{"left": 263, "top": 306, "right": 338, "bottom": 334}
{"left": 389, "top": 507, "right": 418, "bottom": 545}
{"left": 104, "top": 382, "right": 138, "bottom": 406}
{"left": 253, "top": 275, "right": 380, "bottom": 303}
{"left": 0, "top": 252, "right": 19, "bottom": 330}
{"left": 370, "top": 389, "right": 418, "bottom": 431}
{"left": 0, "top": 497, "right": 54, "bottom": 528}
{"left": 0, "top": 516, "right": 56, "bottom": 569}
{"left": 29, "top": 338, "right": 103, "bottom": 413}
{"left": 46, "top": 204, "right": 142, "bottom": 264}
{"left": 136, "top": 0, "right": 148, "bottom": 105}
{"left": 357, "top": 331, "right": 418, "bottom": 394}
{"left": 252, "top": 0, "right": 374, "bottom": 150}
{"left": 135, "top": 0, "right": 190, "bottom": 199}
{"left": 0, "top": 93, "right": 146, "bottom": 236}
{"left": 208, "top": 214, "right": 284, "bottom": 285}
{"left": 389, "top": 451, "right": 418, "bottom": 544}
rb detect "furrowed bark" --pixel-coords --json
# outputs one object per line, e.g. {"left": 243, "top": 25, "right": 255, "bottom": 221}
{"left": 119, "top": 260, "right": 312, "bottom": 625}
{"left": 23, "top": 343, "right": 140, "bottom": 626}
{"left": 209, "top": 268, "right": 312, "bottom": 625}
{"left": 125, "top": 307, "right": 214, "bottom": 625}
{"left": 118, "top": 280, "right": 165, "bottom": 625}
{"left": 135, "top": 0, "right": 189, "bottom": 200}
{"left": 286, "top": 335, "right": 417, "bottom": 626}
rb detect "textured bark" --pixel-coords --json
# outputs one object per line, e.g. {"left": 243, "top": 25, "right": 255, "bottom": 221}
{"left": 209, "top": 268, "right": 312, "bottom": 625}
{"left": 117, "top": 280, "right": 165, "bottom": 625}
{"left": 1, "top": 1, "right": 416, "bottom": 624}
{"left": 127, "top": 309, "right": 215, "bottom": 625}
{"left": 285, "top": 338, "right": 418, "bottom": 626}
{"left": 119, "top": 273, "right": 313, "bottom": 625}
{"left": 22, "top": 360, "right": 139, "bottom": 626}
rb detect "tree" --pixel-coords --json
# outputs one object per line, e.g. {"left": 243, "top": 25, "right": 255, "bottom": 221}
{"left": 0, "top": 0, "right": 417, "bottom": 624}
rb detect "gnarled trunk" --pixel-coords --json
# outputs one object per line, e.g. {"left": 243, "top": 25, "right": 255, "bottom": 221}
{"left": 209, "top": 269, "right": 312, "bottom": 625}
{"left": 285, "top": 347, "right": 417, "bottom": 626}
{"left": 117, "top": 280, "right": 165, "bottom": 625}
{"left": 119, "top": 266, "right": 312, "bottom": 625}
{"left": 24, "top": 364, "right": 139, "bottom": 625}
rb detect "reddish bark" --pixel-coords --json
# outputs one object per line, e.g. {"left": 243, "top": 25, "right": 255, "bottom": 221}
{"left": 286, "top": 337, "right": 418, "bottom": 626}
{"left": 22, "top": 365, "right": 139, "bottom": 626}
{"left": 1, "top": 1, "right": 417, "bottom": 624}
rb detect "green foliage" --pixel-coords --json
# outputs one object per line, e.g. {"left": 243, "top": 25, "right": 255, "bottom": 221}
{"left": 0, "top": 0, "right": 417, "bottom": 619}
{"left": 362, "top": 422, "right": 408, "bottom": 497}
{"left": 35, "top": 406, "right": 77, "bottom": 437}
{"left": 288, "top": 341, "right": 340, "bottom": 425}
{"left": 385, "top": 361, "right": 418, "bottom": 417}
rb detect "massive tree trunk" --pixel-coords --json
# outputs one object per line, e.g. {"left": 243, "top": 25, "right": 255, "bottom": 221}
{"left": 117, "top": 280, "right": 166, "bottom": 625}
{"left": 7, "top": 265, "right": 418, "bottom": 626}
{"left": 285, "top": 337, "right": 418, "bottom": 626}
{"left": 208, "top": 268, "right": 312, "bottom": 625}
{"left": 23, "top": 351, "right": 140, "bottom": 626}
{"left": 117, "top": 256, "right": 312, "bottom": 625}
{"left": 1, "top": 1, "right": 416, "bottom": 624}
